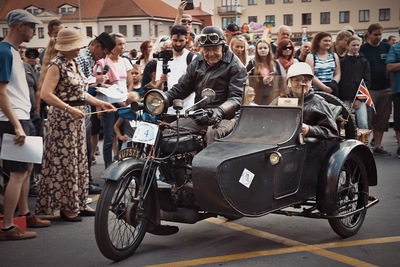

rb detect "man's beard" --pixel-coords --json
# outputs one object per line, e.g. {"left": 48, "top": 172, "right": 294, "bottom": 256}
{"left": 174, "top": 45, "right": 184, "bottom": 53}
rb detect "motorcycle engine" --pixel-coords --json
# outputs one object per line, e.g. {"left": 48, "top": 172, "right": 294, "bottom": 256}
{"left": 169, "top": 153, "right": 197, "bottom": 208}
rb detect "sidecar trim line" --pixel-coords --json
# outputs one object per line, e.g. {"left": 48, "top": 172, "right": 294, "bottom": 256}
{"left": 273, "top": 197, "right": 379, "bottom": 219}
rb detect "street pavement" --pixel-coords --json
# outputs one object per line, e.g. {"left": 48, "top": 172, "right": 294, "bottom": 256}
{"left": 1, "top": 132, "right": 400, "bottom": 266}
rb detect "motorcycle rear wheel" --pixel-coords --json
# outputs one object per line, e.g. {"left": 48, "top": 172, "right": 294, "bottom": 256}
{"left": 95, "top": 169, "right": 149, "bottom": 261}
{"left": 328, "top": 153, "right": 368, "bottom": 237}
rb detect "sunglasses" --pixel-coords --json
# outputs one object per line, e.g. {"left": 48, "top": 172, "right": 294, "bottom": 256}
{"left": 285, "top": 46, "right": 293, "bottom": 50}
{"left": 181, "top": 19, "right": 192, "bottom": 24}
{"left": 160, "top": 36, "right": 170, "bottom": 42}
{"left": 198, "top": 33, "right": 221, "bottom": 45}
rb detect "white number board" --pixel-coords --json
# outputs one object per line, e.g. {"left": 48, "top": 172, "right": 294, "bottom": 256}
{"left": 132, "top": 121, "right": 159, "bottom": 145}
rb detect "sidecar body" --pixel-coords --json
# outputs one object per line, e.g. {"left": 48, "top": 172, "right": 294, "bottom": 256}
{"left": 192, "top": 82, "right": 378, "bottom": 233}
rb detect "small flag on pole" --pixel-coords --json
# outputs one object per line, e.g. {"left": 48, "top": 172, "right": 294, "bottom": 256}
{"left": 356, "top": 79, "right": 376, "bottom": 113}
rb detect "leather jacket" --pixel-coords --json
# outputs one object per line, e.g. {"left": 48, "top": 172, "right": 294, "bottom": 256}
{"left": 165, "top": 45, "right": 246, "bottom": 119}
{"left": 303, "top": 93, "right": 339, "bottom": 139}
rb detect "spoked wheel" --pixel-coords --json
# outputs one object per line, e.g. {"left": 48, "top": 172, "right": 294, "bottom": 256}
{"left": 328, "top": 153, "right": 369, "bottom": 237}
{"left": 95, "top": 169, "right": 150, "bottom": 261}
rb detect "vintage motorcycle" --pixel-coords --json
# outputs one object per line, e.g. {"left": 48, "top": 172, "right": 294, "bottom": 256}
{"left": 94, "top": 85, "right": 379, "bottom": 261}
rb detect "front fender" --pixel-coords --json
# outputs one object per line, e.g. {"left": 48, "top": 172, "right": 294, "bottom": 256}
{"left": 100, "top": 158, "right": 161, "bottom": 226}
{"left": 317, "top": 140, "right": 377, "bottom": 213}
{"left": 100, "top": 158, "right": 145, "bottom": 181}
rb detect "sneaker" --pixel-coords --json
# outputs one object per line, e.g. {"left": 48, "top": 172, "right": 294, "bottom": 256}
{"left": 397, "top": 147, "right": 400, "bottom": 158}
{"left": 369, "top": 138, "right": 375, "bottom": 147}
{"left": 26, "top": 214, "right": 51, "bottom": 228}
{"left": 91, "top": 156, "right": 96, "bottom": 165}
{"left": 95, "top": 146, "right": 101, "bottom": 156}
{"left": 0, "top": 226, "right": 37, "bottom": 241}
{"left": 373, "top": 146, "right": 391, "bottom": 156}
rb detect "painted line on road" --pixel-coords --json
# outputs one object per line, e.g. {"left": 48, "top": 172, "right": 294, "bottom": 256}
{"left": 146, "top": 217, "right": 400, "bottom": 267}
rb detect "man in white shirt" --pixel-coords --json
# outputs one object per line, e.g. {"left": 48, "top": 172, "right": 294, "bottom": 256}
{"left": 156, "top": 25, "right": 196, "bottom": 114}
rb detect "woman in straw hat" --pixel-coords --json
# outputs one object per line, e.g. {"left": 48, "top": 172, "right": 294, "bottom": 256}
{"left": 36, "top": 28, "right": 116, "bottom": 221}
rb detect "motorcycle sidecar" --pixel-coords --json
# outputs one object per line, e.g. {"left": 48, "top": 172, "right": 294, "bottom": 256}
{"left": 192, "top": 103, "right": 378, "bottom": 237}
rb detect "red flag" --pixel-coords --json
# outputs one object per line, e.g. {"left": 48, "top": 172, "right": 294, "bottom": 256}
{"left": 356, "top": 79, "right": 376, "bottom": 112}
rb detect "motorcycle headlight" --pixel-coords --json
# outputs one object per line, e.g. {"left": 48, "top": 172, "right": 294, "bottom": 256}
{"left": 144, "top": 89, "right": 169, "bottom": 116}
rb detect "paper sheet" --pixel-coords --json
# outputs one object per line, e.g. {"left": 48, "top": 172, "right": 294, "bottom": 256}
{"left": 0, "top": 134, "right": 43, "bottom": 164}
{"left": 96, "top": 84, "right": 127, "bottom": 103}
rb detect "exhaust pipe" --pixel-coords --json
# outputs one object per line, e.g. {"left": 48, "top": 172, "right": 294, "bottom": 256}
{"left": 160, "top": 208, "right": 199, "bottom": 224}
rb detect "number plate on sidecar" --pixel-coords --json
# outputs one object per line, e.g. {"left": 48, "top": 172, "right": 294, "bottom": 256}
{"left": 132, "top": 121, "right": 159, "bottom": 145}
{"left": 117, "top": 147, "right": 142, "bottom": 161}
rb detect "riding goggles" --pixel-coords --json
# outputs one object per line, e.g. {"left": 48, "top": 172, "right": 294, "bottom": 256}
{"left": 198, "top": 33, "right": 225, "bottom": 46}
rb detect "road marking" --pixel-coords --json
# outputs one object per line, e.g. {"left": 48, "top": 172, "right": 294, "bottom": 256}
{"left": 146, "top": 217, "right": 400, "bottom": 267}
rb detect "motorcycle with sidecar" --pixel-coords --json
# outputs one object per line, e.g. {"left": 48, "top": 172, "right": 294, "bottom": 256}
{"left": 94, "top": 76, "right": 379, "bottom": 261}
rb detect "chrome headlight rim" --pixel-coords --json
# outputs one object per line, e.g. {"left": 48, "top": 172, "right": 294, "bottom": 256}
{"left": 269, "top": 151, "right": 282, "bottom": 166}
{"left": 143, "top": 89, "right": 169, "bottom": 116}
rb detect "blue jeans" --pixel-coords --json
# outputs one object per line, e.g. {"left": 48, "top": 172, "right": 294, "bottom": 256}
{"left": 344, "top": 100, "right": 368, "bottom": 129}
{"left": 102, "top": 111, "right": 116, "bottom": 168}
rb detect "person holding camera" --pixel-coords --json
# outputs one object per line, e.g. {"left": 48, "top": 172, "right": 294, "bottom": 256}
{"left": 155, "top": 25, "right": 196, "bottom": 115}
{"left": 164, "top": 26, "right": 246, "bottom": 144}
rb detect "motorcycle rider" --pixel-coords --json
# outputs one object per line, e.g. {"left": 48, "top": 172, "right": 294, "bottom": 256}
{"left": 164, "top": 26, "right": 247, "bottom": 144}
{"left": 286, "top": 62, "right": 339, "bottom": 139}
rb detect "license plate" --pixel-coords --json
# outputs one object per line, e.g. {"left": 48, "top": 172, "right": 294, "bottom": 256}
{"left": 117, "top": 147, "right": 142, "bottom": 161}
{"left": 132, "top": 121, "right": 159, "bottom": 145}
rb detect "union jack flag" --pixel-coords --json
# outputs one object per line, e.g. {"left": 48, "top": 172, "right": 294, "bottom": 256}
{"left": 356, "top": 79, "right": 376, "bottom": 112}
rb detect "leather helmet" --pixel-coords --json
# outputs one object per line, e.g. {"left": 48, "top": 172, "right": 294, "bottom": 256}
{"left": 286, "top": 62, "right": 314, "bottom": 83}
{"left": 198, "top": 26, "right": 226, "bottom": 47}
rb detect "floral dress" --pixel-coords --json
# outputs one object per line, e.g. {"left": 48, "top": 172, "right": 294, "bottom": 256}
{"left": 36, "top": 54, "right": 89, "bottom": 215}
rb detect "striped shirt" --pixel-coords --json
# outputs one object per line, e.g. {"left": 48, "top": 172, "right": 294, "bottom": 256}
{"left": 313, "top": 52, "right": 336, "bottom": 90}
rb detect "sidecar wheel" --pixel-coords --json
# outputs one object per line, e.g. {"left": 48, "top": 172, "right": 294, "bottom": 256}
{"left": 95, "top": 169, "right": 150, "bottom": 261}
{"left": 328, "top": 153, "right": 368, "bottom": 237}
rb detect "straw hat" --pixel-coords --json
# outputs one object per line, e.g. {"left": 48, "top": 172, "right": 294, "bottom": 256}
{"left": 55, "top": 28, "right": 83, "bottom": 51}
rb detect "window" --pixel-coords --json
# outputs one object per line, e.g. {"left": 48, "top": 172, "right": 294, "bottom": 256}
{"left": 119, "top": 25, "right": 127, "bottom": 37}
{"left": 379, "top": 8, "right": 390, "bottom": 21}
{"left": 59, "top": 5, "right": 74, "bottom": 14}
{"left": 302, "top": 13, "right": 312, "bottom": 25}
{"left": 38, "top": 27, "right": 44, "bottom": 39}
{"left": 265, "top": 0, "right": 275, "bottom": 4}
{"left": 320, "top": 12, "right": 330, "bottom": 24}
{"left": 3, "top": 28, "right": 9, "bottom": 37}
{"left": 359, "top": 10, "right": 369, "bottom": 22}
{"left": 339, "top": 11, "right": 350, "bottom": 23}
{"left": 248, "top": 0, "right": 257, "bottom": 4}
{"left": 104, "top": 26, "right": 112, "bottom": 33}
{"left": 86, "top": 26, "right": 93, "bottom": 38}
{"left": 302, "top": 0, "right": 311, "bottom": 2}
{"left": 248, "top": 16, "right": 257, "bottom": 22}
{"left": 283, "top": 14, "right": 293, "bottom": 26}
{"left": 133, "top": 25, "right": 142, "bottom": 36}
{"left": 265, "top": 15, "right": 275, "bottom": 24}
{"left": 283, "top": 0, "right": 293, "bottom": 3}
{"left": 154, "top": 24, "right": 159, "bottom": 37}
{"left": 27, "top": 7, "right": 40, "bottom": 14}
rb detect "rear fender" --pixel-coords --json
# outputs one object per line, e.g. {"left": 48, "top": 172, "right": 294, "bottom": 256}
{"left": 317, "top": 140, "right": 377, "bottom": 213}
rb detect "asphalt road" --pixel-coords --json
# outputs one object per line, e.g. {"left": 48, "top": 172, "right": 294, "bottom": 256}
{"left": 1, "top": 132, "right": 400, "bottom": 267}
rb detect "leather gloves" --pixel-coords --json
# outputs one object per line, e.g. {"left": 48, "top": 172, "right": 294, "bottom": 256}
{"left": 195, "top": 108, "right": 224, "bottom": 126}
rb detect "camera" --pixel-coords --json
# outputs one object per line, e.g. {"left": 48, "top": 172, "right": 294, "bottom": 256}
{"left": 182, "top": 0, "right": 194, "bottom": 10}
{"left": 153, "top": 50, "right": 173, "bottom": 60}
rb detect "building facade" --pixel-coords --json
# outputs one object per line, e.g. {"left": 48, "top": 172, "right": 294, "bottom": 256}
{"left": 0, "top": 0, "right": 202, "bottom": 51}
{"left": 214, "top": 0, "right": 399, "bottom": 42}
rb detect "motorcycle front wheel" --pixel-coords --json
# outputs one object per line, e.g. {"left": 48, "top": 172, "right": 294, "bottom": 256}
{"left": 328, "top": 153, "right": 368, "bottom": 237}
{"left": 95, "top": 169, "right": 150, "bottom": 261}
